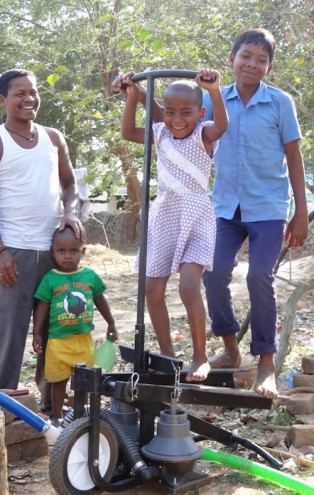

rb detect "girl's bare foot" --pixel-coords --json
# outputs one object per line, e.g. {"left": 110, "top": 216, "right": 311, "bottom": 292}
{"left": 186, "top": 359, "right": 210, "bottom": 382}
{"left": 159, "top": 347, "right": 175, "bottom": 358}
{"left": 255, "top": 354, "right": 278, "bottom": 399}
{"left": 208, "top": 351, "right": 241, "bottom": 369}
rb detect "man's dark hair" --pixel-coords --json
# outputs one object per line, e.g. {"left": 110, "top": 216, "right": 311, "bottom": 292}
{"left": 232, "top": 28, "right": 276, "bottom": 63}
{"left": 0, "top": 69, "right": 35, "bottom": 97}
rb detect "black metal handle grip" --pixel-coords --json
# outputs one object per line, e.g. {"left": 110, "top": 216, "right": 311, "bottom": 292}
{"left": 130, "top": 69, "right": 198, "bottom": 83}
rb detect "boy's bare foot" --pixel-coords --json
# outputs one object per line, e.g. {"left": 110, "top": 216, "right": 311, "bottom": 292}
{"left": 208, "top": 333, "right": 241, "bottom": 369}
{"left": 208, "top": 351, "right": 241, "bottom": 369}
{"left": 186, "top": 359, "right": 210, "bottom": 382}
{"left": 255, "top": 354, "right": 278, "bottom": 399}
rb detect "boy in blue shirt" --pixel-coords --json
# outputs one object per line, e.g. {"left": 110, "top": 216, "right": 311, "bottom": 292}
{"left": 113, "top": 28, "right": 308, "bottom": 398}
{"left": 201, "top": 28, "right": 308, "bottom": 398}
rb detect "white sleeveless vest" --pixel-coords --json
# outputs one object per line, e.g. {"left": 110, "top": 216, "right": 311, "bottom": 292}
{"left": 0, "top": 124, "right": 62, "bottom": 250}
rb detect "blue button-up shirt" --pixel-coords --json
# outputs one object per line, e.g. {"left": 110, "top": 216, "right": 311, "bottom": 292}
{"left": 203, "top": 82, "right": 302, "bottom": 221}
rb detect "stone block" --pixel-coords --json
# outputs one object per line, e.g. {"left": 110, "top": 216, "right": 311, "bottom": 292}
{"left": 0, "top": 392, "right": 40, "bottom": 425}
{"left": 286, "top": 393, "right": 314, "bottom": 415}
{"left": 233, "top": 366, "right": 257, "bottom": 389}
{"left": 285, "top": 424, "right": 314, "bottom": 448}
{"left": 5, "top": 419, "right": 46, "bottom": 446}
{"left": 302, "top": 354, "right": 314, "bottom": 375}
{"left": 22, "top": 436, "right": 48, "bottom": 460}
{"left": 0, "top": 411, "right": 9, "bottom": 495}
{"left": 6, "top": 442, "right": 22, "bottom": 462}
{"left": 295, "top": 413, "right": 314, "bottom": 424}
{"left": 293, "top": 373, "right": 314, "bottom": 388}
{"left": 6, "top": 437, "right": 48, "bottom": 462}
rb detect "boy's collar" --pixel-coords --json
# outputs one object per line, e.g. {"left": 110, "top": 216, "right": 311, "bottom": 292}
{"left": 227, "top": 81, "right": 272, "bottom": 105}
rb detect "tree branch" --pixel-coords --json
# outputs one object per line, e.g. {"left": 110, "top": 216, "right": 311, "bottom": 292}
{"left": 275, "top": 278, "right": 314, "bottom": 378}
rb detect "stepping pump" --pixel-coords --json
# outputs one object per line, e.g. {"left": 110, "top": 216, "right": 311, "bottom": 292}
{"left": 141, "top": 407, "right": 202, "bottom": 487}
{"left": 46, "top": 70, "right": 280, "bottom": 495}
{"left": 2, "top": 70, "right": 312, "bottom": 495}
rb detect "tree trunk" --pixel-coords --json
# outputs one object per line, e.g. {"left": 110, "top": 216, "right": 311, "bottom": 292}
{"left": 275, "top": 278, "right": 314, "bottom": 378}
{"left": 117, "top": 144, "right": 142, "bottom": 246}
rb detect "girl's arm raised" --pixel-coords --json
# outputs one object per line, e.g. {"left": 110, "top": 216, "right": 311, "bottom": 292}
{"left": 118, "top": 76, "right": 145, "bottom": 144}
{"left": 195, "top": 69, "right": 228, "bottom": 145}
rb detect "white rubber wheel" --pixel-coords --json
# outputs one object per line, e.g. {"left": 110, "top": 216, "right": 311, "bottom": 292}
{"left": 49, "top": 417, "right": 119, "bottom": 495}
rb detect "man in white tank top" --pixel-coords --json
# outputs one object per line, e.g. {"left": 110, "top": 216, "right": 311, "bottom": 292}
{"left": 0, "top": 69, "right": 85, "bottom": 413}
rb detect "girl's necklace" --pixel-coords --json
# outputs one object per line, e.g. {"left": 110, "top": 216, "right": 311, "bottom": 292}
{"left": 5, "top": 125, "right": 36, "bottom": 142}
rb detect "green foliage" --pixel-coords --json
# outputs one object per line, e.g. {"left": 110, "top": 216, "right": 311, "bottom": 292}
{"left": 273, "top": 407, "right": 304, "bottom": 426}
{"left": 0, "top": 0, "right": 313, "bottom": 193}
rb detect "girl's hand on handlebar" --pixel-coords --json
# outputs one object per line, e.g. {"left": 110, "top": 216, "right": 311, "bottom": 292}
{"left": 113, "top": 71, "right": 135, "bottom": 93}
{"left": 196, "top": 69, "right": 221, "bottom": 91}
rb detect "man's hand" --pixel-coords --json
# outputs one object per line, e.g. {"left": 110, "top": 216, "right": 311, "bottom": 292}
{"left": 0, "top": 250, "right": 19, "bottom": 287}
{"left": 59, "top": 212, "right": 86, "bottom": 242}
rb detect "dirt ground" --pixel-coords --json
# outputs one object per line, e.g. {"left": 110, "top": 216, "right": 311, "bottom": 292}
{"left": 6, "top": 247, "right": 314, "bottom": 495}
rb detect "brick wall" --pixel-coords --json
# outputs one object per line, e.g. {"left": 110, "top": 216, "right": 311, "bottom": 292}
{"left": 85, "top": 211, "right": 139, "bottom": 249}
{"left": 85, "top": 210, "right": 314, "bottom": 256}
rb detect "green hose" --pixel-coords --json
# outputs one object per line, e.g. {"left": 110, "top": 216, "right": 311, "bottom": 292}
{"left": 201, "top": 447, "right": 314, "bottom": 495}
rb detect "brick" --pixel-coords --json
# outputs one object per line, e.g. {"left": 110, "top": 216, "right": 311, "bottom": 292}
{"left": 21, "top": 437, "right": 48, "bottom": 461}
{"left": 302, "top": 354, "right": 314, "bottom": 374}
{"left": 286, "top": 393, "right": 314, "bottom": 415}
{"left": 294, "top": 413, "right": 314, "bottom": 424}
{"left": 233, "top": 367, "right": 257, "bottom": 389}
{"left": 0, "top": 393, "right": 41, "bottom": 425}
{"left": 6, "top": 436, "right": 48, "bottom": 462}
{"left": 6, "top": 443, "right": 22, "bottom": 462}
{"left": 0, "top": 412, "right": 9, "bottom": 495}
{"left": 285, "top": 424, "right": 314, "bottom": 448}
{"left": 5, "top": 419, "right": 46, "bottom": 446}
{"left": 293, "top": 373, "right": 314, "bottom": 388}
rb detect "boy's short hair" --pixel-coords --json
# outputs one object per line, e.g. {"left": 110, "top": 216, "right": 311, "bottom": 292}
{"left": 0, "top": 69, "right": 35, "bottom": 97}
{"left": 52, "top": 226, "right": 81, "bottom": 245}
{"left": 232, "top": 28, "right": 276, "bottom": 63}
{"left": 164, "top": 81, "right": 203, "bottom": 108}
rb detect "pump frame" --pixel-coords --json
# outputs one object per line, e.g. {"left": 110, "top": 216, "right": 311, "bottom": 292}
{"left": 51, "top": 70, "right": 280, "bottom": 495}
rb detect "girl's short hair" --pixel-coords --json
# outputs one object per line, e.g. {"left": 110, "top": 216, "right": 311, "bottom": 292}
{"left": 164, "top": 81, "right": 203, "bottom": 108}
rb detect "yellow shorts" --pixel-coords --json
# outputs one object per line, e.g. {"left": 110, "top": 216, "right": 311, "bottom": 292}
{"left": 45, "top": 333, "right": 94, "bottom": 383}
